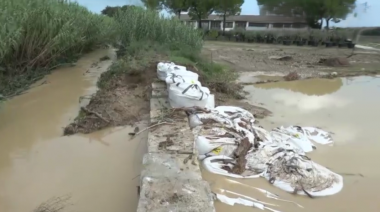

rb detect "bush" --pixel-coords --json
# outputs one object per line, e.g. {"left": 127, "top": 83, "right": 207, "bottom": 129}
{"left": 362, "top": 28, "right": 380, "bottom": 36}
{"left": 220, "top": 28, "right": 361, "bottom": 44}
{"left": 0, "top": 0, "right": 117, "bottom": 97}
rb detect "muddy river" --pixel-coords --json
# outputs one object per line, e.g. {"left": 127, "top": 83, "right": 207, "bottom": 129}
{"left": 203, "top": 75, "right": 380, "bottom": 212}
{"left": 0, "top": 49, "right": 147, "bottom": 212}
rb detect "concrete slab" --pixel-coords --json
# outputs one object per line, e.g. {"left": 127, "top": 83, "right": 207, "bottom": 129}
{"left": 150, "top": 97, "right": 170, "bottom": 111}
{"left": 137, "top": 176, "right": 215, "bottom": 212}
{"left": 151, "top": 88, "right": 168, "bottom": 98}
{"left": 147, "top": 120, "right": 194, "bottom": 154}
{"left": 152, "top": 81, "right": 166, "bottom": 90}
{"left": 141, "top": 153, "right": 202, "bottom": 180}
{"left": 137, "top": 81, "right": 215, "bottom": 212}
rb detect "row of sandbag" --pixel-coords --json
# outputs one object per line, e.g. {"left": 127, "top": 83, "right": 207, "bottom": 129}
{"left": 157, "top": 62, "right": 215, "bottom": 109}
{"left": 187, "top": 106, "right": 343, "bottom": 198}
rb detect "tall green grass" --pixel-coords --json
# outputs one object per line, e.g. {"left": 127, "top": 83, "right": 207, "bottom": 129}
{"left": 113, "top": 7, "right": 203, "bottom": 52}
{"left": 0, "top": 0, "right": 116, "bottom": 97}
{"left": 0, "top": 0, "right": 204, "bottom": 99}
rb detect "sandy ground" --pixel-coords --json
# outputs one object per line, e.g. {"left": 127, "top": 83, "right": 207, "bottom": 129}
{"left": 203, "top": 41, "right": 380, "bottom": 78}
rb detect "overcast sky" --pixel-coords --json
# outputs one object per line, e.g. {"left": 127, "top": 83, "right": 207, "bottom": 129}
{"left": 76, "top": 0, "right": 379, "bottom": 27}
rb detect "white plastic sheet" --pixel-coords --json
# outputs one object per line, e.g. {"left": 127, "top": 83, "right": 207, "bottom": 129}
{"left": 190, "top": 104, "right": 341, "bottom": 197}
{"left": 215, "top": 193, "right": 282, "bottom": 212}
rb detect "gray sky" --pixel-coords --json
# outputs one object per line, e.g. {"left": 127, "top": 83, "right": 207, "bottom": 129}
{"left": 76, "top": 0, "right": 379, "bottom": 27}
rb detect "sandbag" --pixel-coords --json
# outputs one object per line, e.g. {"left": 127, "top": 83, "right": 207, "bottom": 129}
{"left": 157, "top": 62, "right": 175, "bottom": 81}
{"left": 168, "top": 83, "right": 210, "bottom": 108}
{"left": 205, "top": 94, "right": 215, "bottom": 109}
{"left": 169, "top": 68, "right": 199, "bottom": 82}
{"left": 165, "top": 73, "right": 201, "bottom": 85}
{"left": 196, "top": 135, "right": 236, "bottom": 155}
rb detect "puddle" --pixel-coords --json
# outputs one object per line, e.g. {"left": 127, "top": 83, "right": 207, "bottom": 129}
{"left": 0, "top": 49, "right": 147, "bottom": 212}
{"left": 203, "top": 76, "right": 380, "bottom": 212}
{"left": 238, "top": 74, "right": 284, "bottom": 84}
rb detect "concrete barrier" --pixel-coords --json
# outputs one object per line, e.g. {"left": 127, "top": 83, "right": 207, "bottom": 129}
{"left": 136, "top": 81, "right": 215, "bottom": 212}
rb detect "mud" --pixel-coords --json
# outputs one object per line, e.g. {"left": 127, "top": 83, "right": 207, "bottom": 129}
{"left": 203, "top": 41, "right": 380, "bottom": 79}
{"left": 230, "top": 138, "right": 252, "bottom": 175}
{"left": 203, "top": 75, "right": 380, "bottom": 212}
{"left": 64, "top": 63, "right": 158, "bottom": 135}
{"left": 0, "top": 49, "right": 149, "bottom": 212}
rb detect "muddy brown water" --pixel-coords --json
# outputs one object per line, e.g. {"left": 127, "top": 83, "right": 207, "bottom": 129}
{"left": 0, "top": 49, "right": 147, "bottom": 212}
{"left": 203, "top": 76, "right": 380, "bottom": 212}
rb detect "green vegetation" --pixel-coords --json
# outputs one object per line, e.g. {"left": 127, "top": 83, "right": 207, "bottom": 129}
{"left": 257, "top": 0, "right": 356, "bottom": 29}
{"left": 2, "top": 0, "right": 238, "bottom": 101}
{"left": 140, "top": 0, "right": 246, "bottom": 30}
{"left": 206, "top": 28, "right": 359, "bottom": 45}
{"left": 0, "top": 0, "right": 116, "bottom": 98}
{"left": 214, "top": 0, "right": 244, "bottom": 34}
{"left": 113, "top": 6, "right": 202, "bottom": 51}
{"left": 101, "top": 5, "right": 137, "bottom": 17}
{"left": 362, "top": 28, "right": 380, "bottom": 36}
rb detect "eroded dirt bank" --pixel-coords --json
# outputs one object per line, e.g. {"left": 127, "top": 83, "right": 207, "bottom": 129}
{"left": 0, "top": 49, "right": 149, "bottom": 212}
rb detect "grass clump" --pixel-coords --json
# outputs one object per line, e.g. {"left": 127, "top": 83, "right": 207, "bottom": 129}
{"left": 0, "top": 0, "right": 117, "bottom": 98}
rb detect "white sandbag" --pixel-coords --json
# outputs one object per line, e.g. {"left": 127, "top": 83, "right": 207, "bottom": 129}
{"left": 206, "top": 94, "right": 215, "bottom": 109}
{"left": 170, "top": 69, "right": 199, "bottom": 81}
{"left": 165, "top": 73, "right": 200, "bottom": 85}
{"left": 168, "top": 83, "right": 210, "bottom": 108}
{"left": 157, "top": 62, "right": 175, "bottom": 81}
{"left": 196, "top": 135, "right": 237, "bottom": 155}
{"left": 168, "top": 64, "right": 187, "bottom": 73}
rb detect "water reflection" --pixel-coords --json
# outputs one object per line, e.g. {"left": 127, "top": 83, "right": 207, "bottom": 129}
{"left": 0, "top": 49, "right": 146, "bottom": 212}
{"left": 254, "top": 78, "right": 343, "bottom": 96}
{"left": 206, "top": 76, "right": 380, "bottom": 212}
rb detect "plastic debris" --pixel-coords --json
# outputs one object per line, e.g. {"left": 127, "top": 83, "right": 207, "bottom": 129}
{"left": 215, "top": 193, "right": 282, "bottom": 212}
{"left": 186, "top": 105, "right": 343, "bottom": 197}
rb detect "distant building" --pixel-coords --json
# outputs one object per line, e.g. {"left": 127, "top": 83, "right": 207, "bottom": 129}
{"left": 259, "top": 5, "right": 278, "bottom": 16}
{"left": 179, "top": 14, "right": 308, "bottom": 31}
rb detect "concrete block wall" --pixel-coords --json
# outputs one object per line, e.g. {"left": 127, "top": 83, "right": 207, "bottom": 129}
{"left": 136, "top": 81, "right": 215, "bottom": 212}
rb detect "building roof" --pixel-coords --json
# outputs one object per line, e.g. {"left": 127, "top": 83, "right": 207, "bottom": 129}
{"left": 179, "top": 14, "right": 306, "bottom": 24}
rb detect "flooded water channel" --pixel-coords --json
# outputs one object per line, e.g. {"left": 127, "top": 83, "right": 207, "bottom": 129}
{"left": 0, "top": 49, "right": 147, "bottom": 212}
{"left": 204, "top": 75, "right": 380, "bottom": 212}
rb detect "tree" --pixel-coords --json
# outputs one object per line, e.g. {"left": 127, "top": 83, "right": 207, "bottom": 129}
{"left": 188, "top": 0, "right": 217, "bottom": 29}
{"left": 101, "top": 5, "right": 134, "bottom": 17}
{"left": 162, "top": 0, "right": 190, "bottom": 19}
{"left": 257, "top": 0, "right": 356, "bottom": 29}
{"left": 214, "top": 0, "right": 244, "bottom": 34}
{"left": 141, "top": 0, "right": 163, "bottom": 11}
